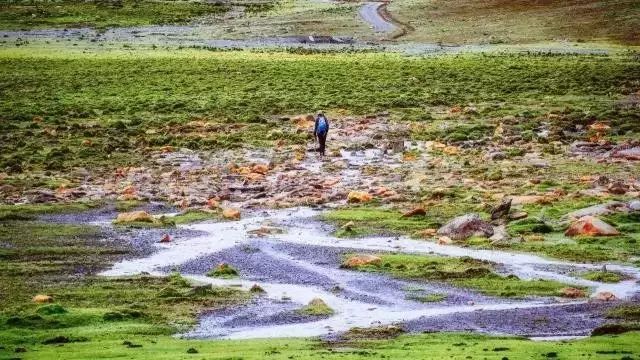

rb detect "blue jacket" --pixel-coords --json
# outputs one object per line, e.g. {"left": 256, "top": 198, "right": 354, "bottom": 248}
{"left": 314, "top": 115, "right": 329, "bottom": 136}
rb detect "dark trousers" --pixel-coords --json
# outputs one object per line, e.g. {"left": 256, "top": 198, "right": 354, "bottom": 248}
{"left": 317, "top": 132, "right": 327, "bottom": 156}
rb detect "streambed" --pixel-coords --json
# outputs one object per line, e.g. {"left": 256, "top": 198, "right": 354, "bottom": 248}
{"left": 99, "top": 207, "right": 640, "bottom": 340}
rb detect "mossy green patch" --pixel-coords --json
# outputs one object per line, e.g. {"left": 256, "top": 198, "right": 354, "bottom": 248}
{"left": 295, "top": 299, "right": 334, "bottom": 316}
{"left": 207, "top": 263, "right": 239, "bottom": 278}
{"left": 172, "top": 209, "right": 219, "bottom": 225}
{"left": 347, "top": 253, "right": 583, "bottom": 298}
{"left": 406, "top": 293, "right": 447, "bottom": 303}
{"left": 0, "top": 202, "right": 99, "bottom": 221}
{"left": 581, "top": 270, "right": 624, "bottom": 283}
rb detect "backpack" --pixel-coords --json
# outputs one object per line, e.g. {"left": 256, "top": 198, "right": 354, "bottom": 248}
{"left": 317, "top": 116, "right": 328, "bottom": 135}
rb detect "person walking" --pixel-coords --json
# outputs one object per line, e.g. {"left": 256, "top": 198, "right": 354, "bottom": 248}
{"left": 314, "top": 111, "right": 329, "bottom": 156}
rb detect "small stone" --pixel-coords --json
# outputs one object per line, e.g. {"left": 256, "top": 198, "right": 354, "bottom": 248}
{"left": 594, "top": 291, "right": 617, "bottom": 301}
{"left": 508, "top": 211, "right": 528, "bottom": 220}
{"left": 561, "top": 287, "right": 586, "bottom": 298}
{"left": 401, "top": 207, "right": 426, "bottom": 218}
{"left": 417, "top": 228, "right": 437, "bottom": 238}
{"left": 160, "top": 234, "right": 171, "bottom": 243}
{"left": 115, "top": 211, "right": 154, "bottom": 224}
{"left": 437, "top": 213, "right": 494, "bottom": 240}
{"left": 341, "top": 221, "right": 356, "bottom": 231}
{"left": 222, "top": 208, "right": 241, "bottom": 220}
{"left": 250, "top": 284, "right": 266, "bottom": 293}
{"left": 347, "top": 191, "right": 373, "bottom": 203}
{"left": 32, "top": 294, "right": 53, "bottom": 303}
{"left": 342, "top": 255, "right": 382, "bottom": 268}
{"left": 437, "top": 236, "right": 453, "bottom": 245}
{"left": 608, "top": 181, "right": 629, "bottom": 195}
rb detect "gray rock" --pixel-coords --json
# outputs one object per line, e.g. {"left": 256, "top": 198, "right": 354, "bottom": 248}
{"left": 562, "top": 201, "right": 628, "bottom": 221}
{"left": 629, "top": 200, "right": 640, "bottom": 211}
{"left": 437, "top": 213, "right": 494, "bottom": 240}
{"left": 485, "top": 151, "right": 506, "bottom": 161}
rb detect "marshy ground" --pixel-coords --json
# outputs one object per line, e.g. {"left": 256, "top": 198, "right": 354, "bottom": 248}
{"left": 1, "top": 0, "right": 640, "bottom": 359}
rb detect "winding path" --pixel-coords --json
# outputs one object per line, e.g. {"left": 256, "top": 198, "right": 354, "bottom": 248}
{"left": 359, "top": 2, "right": 397, "bottom": 33}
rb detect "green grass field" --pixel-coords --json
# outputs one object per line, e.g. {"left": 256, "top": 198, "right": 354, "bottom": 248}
{"left": 1, "top": 46, "right": 638, "bottom": 177}
{"left": 0, "top": 0, "right": 228, "bottom": 29}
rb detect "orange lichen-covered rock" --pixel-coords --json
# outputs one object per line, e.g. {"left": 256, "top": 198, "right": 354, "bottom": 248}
{"left": 565, "top": 216, "right": 619, "bottom": 237}
{"left": 342, "top": 255, "right": 382, "bottom": 268}
{"left": 222, "top": 208, "right": 241, "bottom": 220}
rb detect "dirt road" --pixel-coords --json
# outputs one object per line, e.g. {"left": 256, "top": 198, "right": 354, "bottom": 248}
{"left": 359, "top": 2, "right": 397, "bottom": 33}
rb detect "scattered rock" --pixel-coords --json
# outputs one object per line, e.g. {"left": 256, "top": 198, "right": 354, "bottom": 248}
{"left": 510, "top": 195, "right": 552, "bottom": 205}
{"left": 250, "top": 284, "right": 265, "bottom": 293}
{"left": 594, "top": 291, "right": 617, "bottom": 302}
{"left": 347, "top": 191, "right": 372, "bottom": 203}
{"left": 252, "top": 164, "right": 269, "bottom": 175}
{"left": 32, "top": 294, "right": 53, "bottom": 303}
{"left": 417, "top": 228, "right": 437, "bottom": 238}
{"left": 206, "top": 198, "right": 220, "bottom": 209}
{"left": 561, "top": 287, "right": 586, "bottom": 298}
{"left": 437, "top": 213, "right": 494, "bottom": 240}
{"left": 222, "top": 208, "right": 241, "bottom": 220}
{"left": 342, "top": 254, "right": 382, "bottom": 268}
{"left": 160, "top": 234, "right": 171, "bottom": 243}
{"left": 630, "top": 200, "right": 640, "bottom": 211}
{"left": 490, "top": 198, "right": 512, "bottom": 221}
{"left": 341, "top": 221, "right": 355, "bottom": 232}
{"left": 563, "top": 201, "right": 628, "bottom": 220}
{"left": 247, "top": 226, "right": 283, "bottom": 236}
{"left": 508, "top": 211, "right": 528, "bottom": 220}
{"left": 437, "top": 236, "right": 453, "bottom": 245}
{"left": 565, "top": 216, "right": 620, "bottom": 237}
{"left": 401, "top": 207, "right": 426, "bottom": 218}
{"left": 485, "top": 151, "right": 506, "bottom": 161}
{"left": 608, "top": 181, "right": 629, "bottom": 195}
{"left": 489, "top": 226, "right": 520, "bottom": 246}
{"left": 186, "top": 347, "right": 199, "bottom": 354}
{"left": 115, "top": 211, "right": 154, "bottom": 223}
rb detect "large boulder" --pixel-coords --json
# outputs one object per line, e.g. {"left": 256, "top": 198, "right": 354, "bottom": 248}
{"left": 342, "top": 254, "right": 382, "bottom": 268}
{"left": 437, "top": 213, "right": 494, "bottom": 240}
{"left": 115, "top": 211, "right": 154, "bottom": 223}
{"left": 565, "top": 216, "right": 620, "bottom": 237}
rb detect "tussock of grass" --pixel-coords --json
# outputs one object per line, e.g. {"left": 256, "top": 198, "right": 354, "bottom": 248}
{"left": 581, "top": 270, "right": 624, "bottom": 283}
{"left": 173, "top": 209, "right": 219, "bottom": 225}
{"left": 207, "top": 263, "right": 239, "bottom": 278}
{"left": 296, "top": 298, "right": 334, "bottom": 316}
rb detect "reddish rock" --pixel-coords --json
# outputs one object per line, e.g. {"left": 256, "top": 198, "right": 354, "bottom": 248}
{"left": 347, "top": 191, "right": 372, "bottom": 203}
{"left": 561, "top": 287, "right": 586, "bottom": 298}
{"left": 222, "top": 208, "right": 241, "bottom": 220}
{"left": 160, "top": 234, "right": 171, "bottom": 243}
{"left": 594, "top": 291, "right": 617, "bottom": 301}
{"left": 402, "top": 207, "right": 426, "bottom": 218}
{"left": 343, "top": 255, "right": 382, "bottom": 268}
{"left": 565, "top": 216, "right": 620, "bottom": 237}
